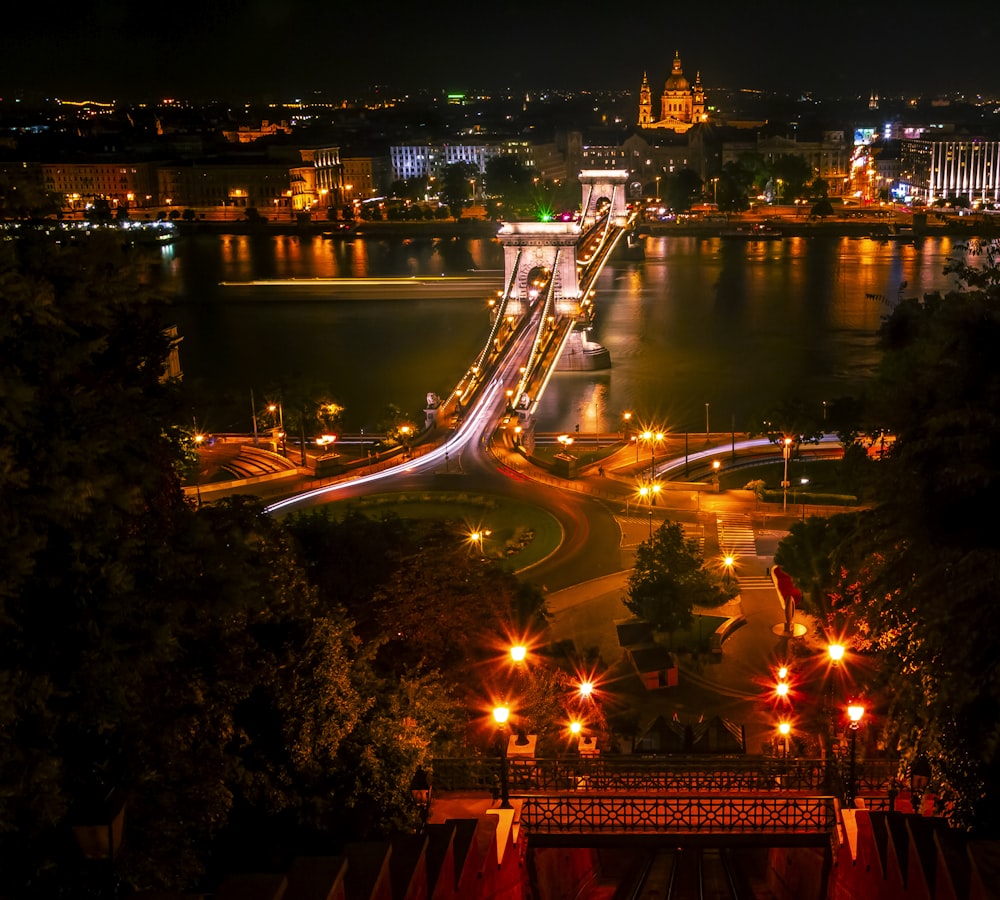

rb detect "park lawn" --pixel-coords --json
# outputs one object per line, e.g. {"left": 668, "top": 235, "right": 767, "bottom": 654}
{"left": 322, "top": 491, "right": 562, "bottom": 571}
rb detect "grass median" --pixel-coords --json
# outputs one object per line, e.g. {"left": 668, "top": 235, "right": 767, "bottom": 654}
{"left": 322, "top": 491, "right": 563, "bottom": 571}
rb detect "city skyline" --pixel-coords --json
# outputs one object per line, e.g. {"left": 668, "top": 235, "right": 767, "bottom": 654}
{"left": 3, "top": 0, "right": 996, "bottom": 103}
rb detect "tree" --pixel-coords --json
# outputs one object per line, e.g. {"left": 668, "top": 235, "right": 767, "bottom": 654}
{"left": 749, "top": 397, "right": 827, "bottom": 447}
{"left": 624, "top": 521, "right": 737, "bottom": 638}
{"left": 437, "top": 162, "right": 478, "bottom": 219}
{"left": 828, "top": 239, "right": 1000, "bottom": 834}
{"left": 0, "top": 232, "right": 467, "bottom": 895}
{"left": 773, "top": 513, "right": 859, "bottom": 623}
{"left": 663, "top": 168, "right": 703, "bottom": 213}
{"left": 484, "top": 155, "right": 535, "bottom": 218}
{"left": 811, "top": 198, "right": 835, "bottom": 219}
{"left": 769, "top": 154, "right": 814, "bottom": 201}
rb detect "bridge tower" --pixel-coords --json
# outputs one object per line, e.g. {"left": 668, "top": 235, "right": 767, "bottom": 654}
{"left": 496, "top": 222, "right": 582, "bottom": 318}
{"left": 579, "top": 169, "right": 630, "bottom": 230}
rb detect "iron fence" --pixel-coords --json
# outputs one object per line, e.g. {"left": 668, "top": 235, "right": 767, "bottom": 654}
{"left": 518, "top": 794, "right": 838, "bottom": 835}
{"left": 430, "top": 756, "right": 835, "bottom": 794}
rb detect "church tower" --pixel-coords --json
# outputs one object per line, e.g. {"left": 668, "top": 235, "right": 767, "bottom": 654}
{"left": 692, "top": 71, "right": 706, "bottom": 123}
{"left": 638, "top": 72, "right": 652, "bottom": 126}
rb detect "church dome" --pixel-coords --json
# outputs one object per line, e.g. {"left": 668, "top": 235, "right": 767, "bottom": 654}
{"left": 664, "top": 52, "right": 689, "bottom": 91}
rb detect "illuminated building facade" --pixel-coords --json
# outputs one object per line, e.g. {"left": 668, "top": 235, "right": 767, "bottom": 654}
{"left": 389, "top": 143, "right": 497, "bottom": 183}
{"left": 637, "top": 52, "right": 707, "bottom": 132}
{"left": 40, "top": 162, "right": 158, "bottom": 212}
{"left": 898, "top": 137, "right": 1000, "bottom": 204}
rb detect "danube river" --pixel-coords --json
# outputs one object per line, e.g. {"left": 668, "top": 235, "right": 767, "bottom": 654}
{"left": 165, "top": 230, "right": 964, "bottom": 436}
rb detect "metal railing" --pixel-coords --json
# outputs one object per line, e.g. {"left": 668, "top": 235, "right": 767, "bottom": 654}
{"left": 518, "top": 794, "right": 838, "bottom": 835}
{"left": 430, "top": 756, "right": 836, "bottom": 794}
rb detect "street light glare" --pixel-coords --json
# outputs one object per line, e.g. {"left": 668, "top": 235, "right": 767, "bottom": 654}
{"left": 510, "top": 645, "right": 527, "bottom": 663}
{"left": 847, "top": 703, "right": 865, "bottom": 724}
{"left": 828, "top": 643, "right": 846, "bottom": 663}
{"left": 578, "top": 680, "right": 594, "bottom": 698}
{"left": 492, "top": 705, "right": 510, "bottom": 725}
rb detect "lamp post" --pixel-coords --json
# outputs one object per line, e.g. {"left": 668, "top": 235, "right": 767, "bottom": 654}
{"left": 640, "top": 430, "right": 664, "bottom": 476}
{"left": 492, "top": 705, "right": 513, "bottom": 809}
{"left": 409, "top": 766, "right": 432, "bottom": 828}
{"left": 622, "top": 410, "right": 632, "bottom": 441}
{"left": 722, "top": 553, "right": 735, "bottom": 584}
{"left": 193, "top": 431, "right": 205, "bottom": 507}
{"left": 910, "top": 754, "right": 931, "bottom": 811}
{"left": 268, "top": 402, "right": 285, "bottom": 456}
{"left": 778, "top": 721, "right": 791, "bottom": 759}
{"left": 399, "top": 424, "right": 411, "bottom": 458}
{"left": 846, "top": 703, "right": 865, "bottom": 807}
{"left": 781, "top": 437, "right": 793, "bottom": 513}
{"left": 638, "top": 482, "right": 661, "bottom": 538}
{"left": 469, "top": 529, "right": 491, "bottom": 556}
{"left": 775, "top": 666, "right": 791, "bottom": 703}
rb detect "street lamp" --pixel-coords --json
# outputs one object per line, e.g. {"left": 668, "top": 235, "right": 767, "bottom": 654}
{"left": 640, "top": 429, "right": 664, "bottom": 475}
{"left": 399, "top": 424, "right": 411, "bottom": 458}
{"left": 469, "top": 529, "right": 491, "bottom": 555}
{"left": 268, "top": 402, "right": 285, "bottom": 456}
{"left": 775, "top": 673, "right": 790, "bottom": 702}
{"left": 492, "top": 705, "right": 513, "bottom": 809}
{"left": 510, "top": 644, "right": 527, "bottom": 664}
{"left": 193, "top": 431, "right": 205, "bottom": 506}
{"left": 637, "top": 481, "right": 661, "bottom": 538}
{"left": 777, "top": 721, "right": 791, "bottom": 758}
{"left": 622, "top": 411, "right": 632, "bottom": 440}
{"left": 846, "top": 702, "right": 865, "bottom": 807}
{"left": 722, "top": 553, "right": 735, "bottom": 584}
{"left": 781, "top": 437, "right": 793, "bottom": 512}
{"left": 409, "top": 766, "right": 432, "bottom": 828}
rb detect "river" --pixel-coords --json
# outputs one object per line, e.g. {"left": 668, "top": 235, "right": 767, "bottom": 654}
{"left": 164, "top": 230, "right": 964, "bottom": 436}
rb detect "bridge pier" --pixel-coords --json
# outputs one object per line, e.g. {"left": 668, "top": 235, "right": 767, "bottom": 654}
{"left": 556, "top": 327, "right": 610, "bottom": 371}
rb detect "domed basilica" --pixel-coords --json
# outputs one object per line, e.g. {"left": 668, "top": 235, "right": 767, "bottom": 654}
{"left": 637, "top": 51, "right": 707, "bottom": 132}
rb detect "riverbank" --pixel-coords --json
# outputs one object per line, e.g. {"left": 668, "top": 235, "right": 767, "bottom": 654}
{"left": 173, "top": 214, "right": 1000, "bottom": 241}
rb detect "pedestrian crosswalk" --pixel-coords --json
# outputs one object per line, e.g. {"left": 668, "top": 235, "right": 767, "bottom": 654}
{"left": 735, "top": 575, "right": 776, "bottom": 590}
{"left": 716, "top": 513, "right": 757, "bottom": 557}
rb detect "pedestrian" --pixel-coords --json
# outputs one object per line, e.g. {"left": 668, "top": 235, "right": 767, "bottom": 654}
{"left": 598, "top": 466, "right": 605, "bottom": 477}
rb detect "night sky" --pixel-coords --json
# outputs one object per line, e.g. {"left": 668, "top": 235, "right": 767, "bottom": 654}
{"left": 3, "top": 0, "right": 995, "bottom": 102}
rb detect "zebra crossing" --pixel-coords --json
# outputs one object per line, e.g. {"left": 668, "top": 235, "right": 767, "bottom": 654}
{"left": 716, "top": 513, "right": 757, "bottom": 557}
{"left": 735, "top": 574, "right": 777, "bottom": 590}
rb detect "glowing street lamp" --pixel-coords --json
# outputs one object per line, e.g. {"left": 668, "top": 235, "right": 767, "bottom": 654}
{"left": 469, "top": 529, "right": 491, "bottom": 555}
{"left": 637, "top": 481, "right": 662, "bottom": 538}
{"left": 640, "top": 429, "right": 665, "bottom": 475}
{"left": 510, "top": 644, "right": 527, "bottom": 664}
{"left": 777, "top": 721, "right": 792, "bottom": 758}
{"left": 846, "top": 703, "right": 865, "bottom": 807}
{"left": 193, "top": 432, "right": 205, "bottom": 506}
{"left": 782, "top": 437, "right": 793, "bottom": 512}
{"left": 722, "top": 553, "right": 735, "bottom": 584}
{"left": 492, "top": 705, "right": 513, "bottom": 809}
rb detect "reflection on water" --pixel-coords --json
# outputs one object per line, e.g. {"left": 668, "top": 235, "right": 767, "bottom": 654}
{"left": 168, "top": 232, "right": 963, "bottom": 435}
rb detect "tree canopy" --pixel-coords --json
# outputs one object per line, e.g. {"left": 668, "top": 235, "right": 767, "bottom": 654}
{"left": 624, "top": 520, "right": 737, "bottom": 635}
{"left": 0, "top": 231, "right": 532, "bottom": 895}
{"left": 775, "top": 238, "right": 1000, "bottom": 834}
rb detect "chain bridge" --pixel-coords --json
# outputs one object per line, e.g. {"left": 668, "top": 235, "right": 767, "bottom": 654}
{"left": 439, "top": 170, "right": 639, "bottom": 439}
